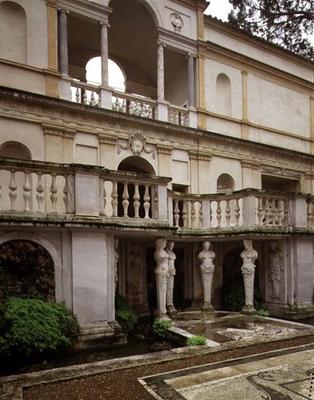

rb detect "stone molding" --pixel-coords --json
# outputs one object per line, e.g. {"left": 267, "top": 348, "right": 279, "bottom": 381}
{"left": 157, "top": 144, "right": 173, "bottom": 156}
{"left": 241, "top": 160, "right": 261, "bottom": 170}
{"left": 188, "top": 150, "right": 212, "bottom": 162}
{"left": 98, "top": 134, "right": 117, "bottom": 146}
{"left": 42, "top": 123, "right": 76, "bottom": 139}
{"left": 261, "top": 164, "right": 304, "bottom": 179}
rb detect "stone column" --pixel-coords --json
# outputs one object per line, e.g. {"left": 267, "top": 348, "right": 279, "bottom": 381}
{"left": 240, "top": 239, "right": 258, "bottom": 314}
{"left": 58, "top": 9, "right": 69, "bottom": 75}
{"left": 114, "top": 237, "right": 119, "bottom": 295}
{"left": 198, "top": 241, "right": 215, "bottom": 311}
{"left": 154, "top": 238, "right": 169, "bottom": 319}
{"left": 157, "top": 43, "right": 165, "bottom": 101}
{"left": 188, "top": 53, "right": 195, "bottom": 107}
{"left": 268, "top": 241, "right": 283, "bottom": 302}
{"left": 100, "top": 22, "right": 109, "bottom": 88}
{"left": 166, "top": 241, "right": 177, "bottom": 315}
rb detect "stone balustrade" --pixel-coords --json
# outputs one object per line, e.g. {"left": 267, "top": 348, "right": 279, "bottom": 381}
{"left": 172, "top": 189, "right": 314, "bottom": 231}
{"left": 112, "top": 90, "right": 156, "bottom": 120}
{"left": 168, "top": 105, "right": 189, "bottom": 127}
{"left": 0, "top": 159, "right": 170, "bottom": 224}
{"left": 71, "top": 80, "right": 100, "bottom": 107}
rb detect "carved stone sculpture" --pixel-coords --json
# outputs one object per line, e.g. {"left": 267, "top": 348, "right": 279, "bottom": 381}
{"left": 198, "top": 241, "right": 215, "bottom": 311}
{"left": 166, "top": 241, "right": 176, "bottom": 315}
{"left": 268, "top": 241, "right": 284, "bottom": 302}
{"left": 154, "top": 238, "right": 169, "bottom": 319}
{"left": 240, "top": 239, "right": 258, "bottom": 314}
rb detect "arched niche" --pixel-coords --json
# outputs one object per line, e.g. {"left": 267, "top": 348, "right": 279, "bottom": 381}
{"left": 216, "top": 73, "right": 231, "bottom": 116}
{"left": 217, "top": 173, "right": 235, "bottom": 193}
{"left": 0, "top": 1, "right": 27, "bottom": 63}
{"left": 0, "top": 141, "right": 32, "bottom": 160}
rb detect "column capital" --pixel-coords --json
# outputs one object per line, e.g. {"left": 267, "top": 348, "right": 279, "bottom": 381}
{"left": 57, "top": 7, "right": 69, "bottom": 14}
{"left": 100, "top": 20, "right": 110, "bottom": 28}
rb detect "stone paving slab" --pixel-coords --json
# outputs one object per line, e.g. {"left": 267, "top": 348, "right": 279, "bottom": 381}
{"left": 140, "top": 344, "right": 314, "bottom": 400}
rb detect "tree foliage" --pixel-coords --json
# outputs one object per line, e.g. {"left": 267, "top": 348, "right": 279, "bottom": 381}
{"left": 228, "top": 0, "right": 314, "bottom": 60}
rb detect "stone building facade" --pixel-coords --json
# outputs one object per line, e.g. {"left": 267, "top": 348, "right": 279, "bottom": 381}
{"left": 0, "top": 0, "right": 313, "bottom": 340}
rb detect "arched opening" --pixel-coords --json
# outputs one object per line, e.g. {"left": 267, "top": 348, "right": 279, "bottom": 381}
{"left": 118, "top": 156, "right": 155, "bottom": 175}
{"left": 0, "top": 240, "right": 55, "bottom": 301}
{"left": 109, "top": 0, "right": 157, "bottom": 98}
{"left": 217, "top": 173, "right": 235, "bottom": 193}
{"left": 0, "top": 141, "right": 32, "bottom": 160}
{"left": 117, "top": 156, "right": 155, "bottom": 218}
{"left": 0, "top": 1, "right": 27, "bottom": 63}
{"left": 216, "top": 73, "right": 231, "bottom": 116}
{"left": 221, "top": 246, "right": 260, "bottom": 311}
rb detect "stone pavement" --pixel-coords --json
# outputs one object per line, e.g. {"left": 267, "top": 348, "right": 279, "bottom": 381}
{"left": 140, "top": 344, "right": 314, "bottom": 399}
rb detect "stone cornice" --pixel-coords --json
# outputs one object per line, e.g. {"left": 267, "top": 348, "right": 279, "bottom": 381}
{"left": 156, "top": 144, "right": 173, "bottom": 156}
{"left": 204, "top": 16, "right": 313, "bottom": 70}
{"left": 157, "top": 27, "right": 198, "bottom": 54}
{"left": 188, "top": 150, "right": 212, "bottom": 161}
{"left": 241, "top": 160, "right": 261, "bottom": 170}
{"left": 199, "top": 40, "right": 313, "bottom": 91}
{"left": 42, "top": 123, "right": 76, "bottom": 139}
{"left": 56, "top": 0, "right": 112, "bottom": 22}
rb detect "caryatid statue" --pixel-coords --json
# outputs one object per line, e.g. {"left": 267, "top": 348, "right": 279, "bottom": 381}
{"left": 240, "top": 239, "right": 258, "bottom": 314}
{"left": 198, "top": 241, "right": 215, "bottom": 311}
{"left": 154, "top": 238, "right": 169, "bottom": 319}
{"left": 166, "top": 241, "right": 176, "bottom": 315}
{"left": 268, "top": 241, "right": 284, "bottom": 302}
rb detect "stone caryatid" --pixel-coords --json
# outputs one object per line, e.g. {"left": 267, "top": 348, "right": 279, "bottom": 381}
{"left": 166, "top": 241, "right": 177, "bottom": 315}
{"left": 268, "top": 241, "right": 284, "bottom": 302}
{"left": 198, "top": 241, "right": 215, "bottom": 311}
{"left": 240, "top": 239, "right": 258, "bottom": 314}
{"left": 154, "top": 238, "right": 169, "bottom": 319}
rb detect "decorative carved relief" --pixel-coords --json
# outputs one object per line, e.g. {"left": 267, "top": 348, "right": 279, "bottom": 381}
{"left": 240, "top": 239, "right": 258, "bottom": 313}
{"left": 170, "top": 12, "right": 183, "bottom": 33}
{"left": 198, "top": 241, "right": 215, "bottom": 311}
{"left": 117, "top": 130, "right": 156, "bottom": 159}
{"left": 261, "top": 165, "right": 303, "bottom": 179}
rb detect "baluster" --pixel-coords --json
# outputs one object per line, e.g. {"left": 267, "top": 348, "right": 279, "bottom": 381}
{"left": 182, "top": 200, "right": 188, "bottom": 227}
{"left": 144, "top": 185, "right": 150, "bottom": 219}
{"left": 36, "top": 172, "right": 44, "bottom": 212}
{"left": 191, "top": 201, "right": 196, "bottom": 228}
{"left": 216, "top": 200, "right": 222, "bottom": 227}
{"left": 257, "top": 197, "right": 264, "bottom": 225}
{"left": 111, "top": 181, "right": 118, "bottom": 217}
{"left": 122, "top": 99, "right": 127, "bottom": 113}
{"left": 90, "top": 91, "right": 97, "bottom": 106}
{"left": 174, "top": 200, "right": 180, "bottom": 227}
{"left": 82, "top": 90, "right": 88, "bottom": 105}
{"left": 0, "top": 180, "right": 2, "bottom": 210}
{"left": 264, "top": 198, "right": 270, "bottom": 225}
{"left": 174, "top": 111, "right": 179, "bottom": 125}
{"left": 133, "top": 183, "right": 140, "bottom": 218}
{"left": 23, "top": 171, "right": 32, "bottom": 212}
{"left": 50, "top": 174, "right": 58, "bottom": 212}
{"left": 113, "top": 96, "right": 120, "bottom": 111}
{"left": 153, "top": 186, "right": 158, "bottom": 218}
{"left": 148, "top": 105, "right": 153, "bottom": 119}
{"left": 199, "top": 201, "right": 203, "bottom": 228}
{"left": 9, "top": 170, "right": 17, "bottom": 211}
{"left": 278, "top": 200, "right": 284, "bottom": 225}
{"left": 63, "top": 175, "right": 68, "bottom": 212}
{"left": 122, "top": 183, "right": 129, "bottom": 217}
{"left": 272, "top": 199, "right": 278, "bottom": 225}
{"left": 235, "top": 198, "right": 240, "bottom": 226}
{"left": 225, "top": 199, "right": 231, "bottom": 227}
{"left": 75, "top": 87, "right": 80, "bottom": 103}
{"left": 209, "top": 200, "right": 213, "bottom": 227}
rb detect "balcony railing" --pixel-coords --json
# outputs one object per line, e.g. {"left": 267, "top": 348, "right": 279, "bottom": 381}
{"left": 0, "top": 158, "right": 170, "bottom": 225}
{"left": 168, "top": 105, "right": 189, "bottom": 127}
{"left": 71, "top": 80, "right": 100, "bottom": 107}
{"left": 1, "top": 158, "right": 313, "bottom": 233}
{"left": 172, "top": 189, "right": 314, "bottom": 231}
{"left": 112, "top": 90, "right": 157, "bottom": 120}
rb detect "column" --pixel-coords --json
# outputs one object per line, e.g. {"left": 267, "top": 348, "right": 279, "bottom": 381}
{"left": 154, "top": 238, "right": 170, "bottom": 319}
{"left": 240, "top": 239, "right": 258, "bottom": 314}
{"left": 101, "top": 22, "right": 109, "bottom": 87}
{"left": 157, "top": 43, "right": 165, "bottom": 101}
{"left": 58, "top": 9, "right": 69, "bottom": 75}
{"left": 188, "top": 53, "right": 195, "bottom": 107}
